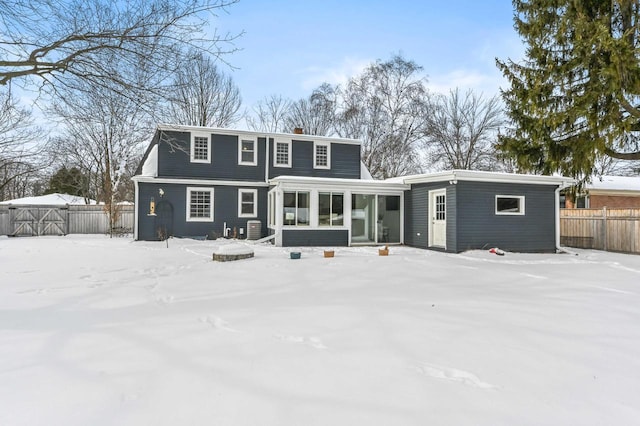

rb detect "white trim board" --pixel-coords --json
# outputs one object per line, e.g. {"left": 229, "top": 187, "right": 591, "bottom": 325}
{"left": 132, "top": 176, "right": 269, "bottom": 187}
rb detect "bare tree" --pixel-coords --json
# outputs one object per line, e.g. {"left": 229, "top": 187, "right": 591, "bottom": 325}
{"left": 0, "top": 0, "right": 241, "bottom": 99}
{"left": 334, "top": 55, "right": 430, "bottom": 178}
{"left": 0, "top": 88, "right": 45, "bottom": 200}
{"left": 163, "top": 52, "right": 242, "bottom": 127}
{"left": 49, "top": 76, "right": 152, "bottom": 233}
{"left": 284, "top": 83, "right": 337, "bottom": 135}
{"left": 246, "top": 94, "right": 292, "bottom": 133}
{"left": 425, "top": 88, "right": 504, "bottom": 171}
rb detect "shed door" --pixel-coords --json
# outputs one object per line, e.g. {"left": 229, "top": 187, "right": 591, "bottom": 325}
{"left": 429, "top": 189, "right": 446, "bottom": 248}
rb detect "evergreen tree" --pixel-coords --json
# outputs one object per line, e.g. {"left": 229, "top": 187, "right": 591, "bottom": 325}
{"left": 45, "top": 166, "right": 90, "bottom": 198}
{"left": 497, "top": 0, "right": 640, "bottom": 181}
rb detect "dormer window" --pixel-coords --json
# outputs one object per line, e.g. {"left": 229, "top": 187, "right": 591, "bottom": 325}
{"left": 238, "top": 137, "right": 257, "bottom": 166}
{"left": 314, "top": 141, "right": 330, "bottom": 169}
{"left": 190, "top": 133, "right": 211, "bottom": 163}
{"left": 274, "top": 139, "right": 291, "bottom": 167}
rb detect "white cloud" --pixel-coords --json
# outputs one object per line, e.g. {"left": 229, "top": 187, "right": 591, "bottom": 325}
{"left": 298, "top": 57, "right": 372, "bottom": 91}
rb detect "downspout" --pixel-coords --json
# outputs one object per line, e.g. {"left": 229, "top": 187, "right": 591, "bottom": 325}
{"left": 555, "top": 181, "right": 573, "bottom": 253}
{"left": 134, "top": 179, "right": 139, "bottom": 240}
{"left": 264, "top": 135, "right": 270, "bottom": 183}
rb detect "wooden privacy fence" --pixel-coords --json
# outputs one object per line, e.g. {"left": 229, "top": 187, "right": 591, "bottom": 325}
{"left": 0, "top": 204, "right": 134, "bottom": 236}
{"left": 560, "top": 208, "right": 640, "bottom": 254}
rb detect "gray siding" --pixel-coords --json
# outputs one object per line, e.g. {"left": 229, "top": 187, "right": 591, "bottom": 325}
{"left": 269, "top": 140, "right": 360, "bottom": 179}
{"left": 137, "top": 182, "right": 268, "bottom": 241}
{"left": 404, "top": 181, "right": 557, "bottom": 253}
{"left": 404, "top": 182, "right": 450, "bottom": 249}
{"left": 455, "top": 181, "right": 556, "bottom": 252}
{"left": 156, "top": 131, "right": 266, "bottom": 181}
{"left": 282, "top": 229, "right": 349, "bottom": 247}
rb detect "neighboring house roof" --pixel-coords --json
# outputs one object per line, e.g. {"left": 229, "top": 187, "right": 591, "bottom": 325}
{"left": 0, "top": 193, "right": 96, "bottom": 205}
{"left": 387, "top": 170, "right": 575, "bottom": 186}
{"left": 585, "top": 175, "right": 640, "bottom": 194}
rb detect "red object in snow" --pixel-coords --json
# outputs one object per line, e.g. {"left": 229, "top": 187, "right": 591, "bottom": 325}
{"left": 489, "top": 247, "right": 505, "bottom": 256}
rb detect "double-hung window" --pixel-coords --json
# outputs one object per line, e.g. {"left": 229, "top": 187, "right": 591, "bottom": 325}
{"left": 274, "top": 139, "right": 291, "bottom": 167}
{"left": 314, "top": 141, "right": 330, "bottom": 169}
{"left": 239, "top": 138, "right": 257, "bottom": 166}
{"left": 238, "top": 189, "right": 258, "bottom": 217}
{"left": 283, "top": 191, "right": 309, "bottom": 226}
{"left": 190, "top": 133, "right": 211, "bottom": 163}
{"left": 187, "top": 187, "right": 214, "bottom": 222}
{"left": 318, "top": 192, "right": 344, "bottom": 226}
{"left": 495, "top": 195, "right": 525, "bottom": 215}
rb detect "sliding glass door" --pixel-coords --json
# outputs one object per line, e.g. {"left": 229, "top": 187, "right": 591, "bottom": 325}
{"left": 351, "top": 194, "right": 401, "bottom": 244}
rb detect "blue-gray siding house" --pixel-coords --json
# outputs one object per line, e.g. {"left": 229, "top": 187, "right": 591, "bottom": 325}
{"left": 133, "top": 125, "right": 574, "bottom": 252}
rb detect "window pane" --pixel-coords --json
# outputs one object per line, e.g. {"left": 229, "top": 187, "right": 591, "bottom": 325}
{"left": 241, "top": 140, "right": 254, "bottom": 163}
{"left": 193, "top": 136, "right": 208, "bottom": 161}
{"left": 241, "top": 192, "right": 254, "bottom": 203}
{"left": 332, "top": 193, "right": 343, "bottom": 226}
{"left": 497, "top": 197, "right": 521, "bottom": 213}
{"left": 315, "top": 144, "right": 328, "bottom": 167}
{"left": 319, "top": 193, "right": 331, "bottom": 226}
{"left": 283, "top": 192, "right": 296, "bottom": 224}
{"left": 276, "top": 142, "right": 289, "bottom": 165}
{"left": 297, "top": 192, "right": 309, "bottom": 225}
{"left": 190, "top": 191, "right": 211, "bottom": 218}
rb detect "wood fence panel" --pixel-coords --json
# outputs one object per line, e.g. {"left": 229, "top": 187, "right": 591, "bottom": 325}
{"left": 0, "top": 204, "right": 134, "bottom": 236}
{"left": 561, "top": 208, "right": 640, "bottom": 254}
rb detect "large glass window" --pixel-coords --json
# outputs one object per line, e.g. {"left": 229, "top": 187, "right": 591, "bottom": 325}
{"left": 377, "top": 195, "right": 401, "bottom": 243}
{"left": 186, "top": 187, "right": 214, "bottom": 222}
{"left": 319, "top": 192, "right": 344, "bottom": 226}
{"left": 351, "top": 194, "right": 376, "bottom": 243}
{"left": 283, "top": 191, "right": 309, "bottom": 226}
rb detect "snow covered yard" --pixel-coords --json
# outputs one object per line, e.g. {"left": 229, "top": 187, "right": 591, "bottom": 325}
{"left": 1, "top": 235, "right": 639, "bottom": 426}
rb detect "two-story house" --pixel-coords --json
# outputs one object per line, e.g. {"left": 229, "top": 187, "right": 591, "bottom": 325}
{"left": 133, "top": 124, "right": 575, "bottom": 252}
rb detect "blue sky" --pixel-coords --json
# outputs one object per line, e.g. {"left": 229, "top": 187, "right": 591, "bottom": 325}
{"left": 214, "top": 0, "right": 524, "bottom": 108}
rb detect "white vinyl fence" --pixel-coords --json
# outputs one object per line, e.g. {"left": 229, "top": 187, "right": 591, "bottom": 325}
{"left": 0, "top": 204, "right": 134, "bottom": 236}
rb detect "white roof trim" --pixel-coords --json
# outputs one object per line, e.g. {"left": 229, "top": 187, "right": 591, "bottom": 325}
{"left": 269, "top": 176, "right": 409, "bottom": 191}
{"left": 132, "top": 176, "right": 269, "bottom": 187}
{"left": 156, "top": 124, "right": 362, "bottom": 145}
{"left": 140, "top": 144, "right": 158, "bottom": 177}
{"left": 399, "top": 170, "right": 575, "bottom": 186}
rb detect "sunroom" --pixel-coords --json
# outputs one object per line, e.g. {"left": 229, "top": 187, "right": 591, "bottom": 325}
{"left": 267, "top": 176, "right": 409, "bottom": 247}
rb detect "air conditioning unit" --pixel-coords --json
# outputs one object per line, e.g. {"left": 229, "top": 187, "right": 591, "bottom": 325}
{"left": 247, "top": 220, "right": 261, "bottom": 240}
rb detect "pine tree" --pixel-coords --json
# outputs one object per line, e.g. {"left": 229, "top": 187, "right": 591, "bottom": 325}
{"left": 497, "top": 0, "right": 640, "bottom": 180}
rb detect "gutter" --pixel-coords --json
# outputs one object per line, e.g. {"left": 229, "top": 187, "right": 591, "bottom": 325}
{"left": 555, "top": 180, "right": 575, "bottom": 253}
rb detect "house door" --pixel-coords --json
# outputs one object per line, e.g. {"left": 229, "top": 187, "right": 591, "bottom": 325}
{"left": 155, "top": 201, "right": 173, "bottom": 240}
{"left": 429, "top": 189, "right": 446, "bottom": 248}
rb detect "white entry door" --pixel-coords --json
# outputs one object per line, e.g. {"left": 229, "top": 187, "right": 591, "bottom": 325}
{"left": 429, "top": 189, "right": 446, "bottom": 248}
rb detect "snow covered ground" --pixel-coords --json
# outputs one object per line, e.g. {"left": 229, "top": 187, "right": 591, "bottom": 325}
{"left": 1, "top": 235, "right": 639, "bottom": 425}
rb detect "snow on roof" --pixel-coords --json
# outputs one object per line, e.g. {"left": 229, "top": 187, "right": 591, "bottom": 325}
{"left": 140, "top": 144, "right": 158, "bottom": 177}
{"left": 586, "top": 175, "right": 640, "bottom": 192}
{"left": 0, "top": 193, "right": 96, "bottom": 205}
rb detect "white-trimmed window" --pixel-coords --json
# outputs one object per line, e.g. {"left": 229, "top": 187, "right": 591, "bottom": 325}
{"left": 318, "top": 192, "right": 344, "bottom": 226}
{"left": 238, "top": 188, "right": 258, "bottom": 217}
{"left": 495, "top": 195, "right": 525, "bottom": 215}
{"left": 274, "top": 139, "right": 291, "bottom": 167}
{"left": 238, "top": 138, "right": 257, "bottom": 166}
{"left": 314, "top": 141, "right": 330, "bottom": 169}
{"left": 190, "top": 133, "right": 211, "bottom": 163}
{"left": 187, "top": 187, "right": 214, "bottom": 222}
{"left": 283, "top": 191, "right": 309, "bottom": 226}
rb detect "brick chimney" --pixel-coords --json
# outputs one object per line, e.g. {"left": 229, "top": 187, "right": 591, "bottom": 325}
{"left": 293, "top": 127, "right": 304, "bottom": 134}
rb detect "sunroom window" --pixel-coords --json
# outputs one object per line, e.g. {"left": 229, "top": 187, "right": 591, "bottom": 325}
{"left": 283, "top": 191, "right": 309, "bottom": 226}
{"left": 318, "top": 192, "right": 343, "bottom": 226}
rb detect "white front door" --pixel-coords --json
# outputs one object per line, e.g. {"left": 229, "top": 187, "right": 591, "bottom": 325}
{"left": 429, "top": 189, "right": 446, "bottom": 248}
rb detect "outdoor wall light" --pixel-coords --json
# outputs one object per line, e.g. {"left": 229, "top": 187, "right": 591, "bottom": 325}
{"left": 149, "top": 197, "right": 156, "bottom": 216}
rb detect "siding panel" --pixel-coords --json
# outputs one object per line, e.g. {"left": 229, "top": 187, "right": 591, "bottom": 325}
{"left": 269, "top": 141, "right": 360, "bottom": 179}
{"left": 282, "top": 229, "right": 349, "bottom": 247}
{"left": 455, "top": 181, "right": 556, "bottom": 252}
